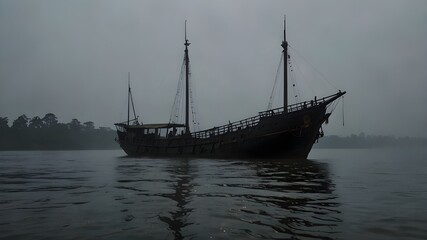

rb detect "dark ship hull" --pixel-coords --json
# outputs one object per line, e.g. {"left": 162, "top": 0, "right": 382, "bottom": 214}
{"left": 115, "top": 93, "right": 344, "bottom": 159}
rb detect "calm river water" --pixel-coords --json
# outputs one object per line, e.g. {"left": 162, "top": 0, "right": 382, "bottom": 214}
{"left": 0, "top": 148, "right": 426, "bottom": 239}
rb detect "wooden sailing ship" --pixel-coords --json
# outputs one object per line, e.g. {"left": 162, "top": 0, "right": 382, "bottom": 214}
{"left": 115, "top": 20, "right": 346, "bottom": 158}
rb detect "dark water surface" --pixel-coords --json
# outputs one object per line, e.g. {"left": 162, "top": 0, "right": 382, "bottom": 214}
{"left": 0, "top": 148, "right": 426, "bottom": 239}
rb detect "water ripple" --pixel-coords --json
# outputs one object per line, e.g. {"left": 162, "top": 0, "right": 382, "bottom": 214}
{"left": 5, "top": 149, "right": 425, "bottom": 239}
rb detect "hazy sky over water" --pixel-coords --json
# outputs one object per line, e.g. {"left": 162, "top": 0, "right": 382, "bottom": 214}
{"left": 1, "top": 0, "right": 427, "bottom": 137}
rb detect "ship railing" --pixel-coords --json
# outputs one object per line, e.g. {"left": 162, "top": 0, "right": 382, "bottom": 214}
{"left": 190, "top": 114, "right": 262, "bottom": 139}
{"left": 190, "top": 92, "right": 344, "bottom": 139}
{"left": 259, "top": 92, "right": 343, "bottom": 117}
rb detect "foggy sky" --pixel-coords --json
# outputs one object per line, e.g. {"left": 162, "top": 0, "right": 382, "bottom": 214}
{"left": 1, "top": 0, "right": 427, "bottom": 137}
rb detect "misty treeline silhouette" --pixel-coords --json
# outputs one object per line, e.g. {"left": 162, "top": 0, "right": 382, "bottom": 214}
{"left": 0, "top": 113, "right": 118, "bottom": 150}
{"left": 316, "top": 133, "right": 427, "bottom": 148}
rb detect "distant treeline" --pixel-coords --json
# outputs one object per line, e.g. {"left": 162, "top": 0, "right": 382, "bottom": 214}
{"left": 316, "top": 133, "right": 427, "bottom": 148}
{"left": 0, "top": 113, "right": 119, "bottom": 150}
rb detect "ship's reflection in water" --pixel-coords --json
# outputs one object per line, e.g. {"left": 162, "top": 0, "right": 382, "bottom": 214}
{"left": 157, "top": 159, "right": 194, "bottom": 239}
{"left": 114, "top": 157, "right": 341, "bottom": 239}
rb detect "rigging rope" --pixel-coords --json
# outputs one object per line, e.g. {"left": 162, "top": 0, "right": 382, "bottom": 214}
{"left": 188, "top": 64, "right": 200, "bottom": 132}
{"left": 288, "top": 48, "right": 315, "bottom": 97}
{"left": 328, "top": 99, "right": 339, "bottom": 114}
{"left": 169, "top": 57, "right": 186, "bottom": 124}
{"left": 288, "top": 44, "right": 339, "bottom": 91}
{"left": 289, "top": 53, "right": 301, "bottom": 104}
{"left": 267, "top": 53, "right": 284, "bottom": 110}
{"left": 169, "top": 56, "right": 200, "bottom": 132}
{"left": 342, "top": 95, "right": 345, "bottom": 126}
{"left": 324, "top": 95, "right": 345, "bottom": 127}
{"left": 130, "top": 90, "right": 138, "bottom": 122}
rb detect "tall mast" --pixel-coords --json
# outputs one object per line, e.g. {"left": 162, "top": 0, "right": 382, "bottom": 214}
{"left": 127, "top": 72, "right": 130, "bottom": 125}
{"left": 184, "top": 20, "right": 191, "bottom": 134}
{"left": 281, "top": 16, "right": 288, "bottom": 112}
